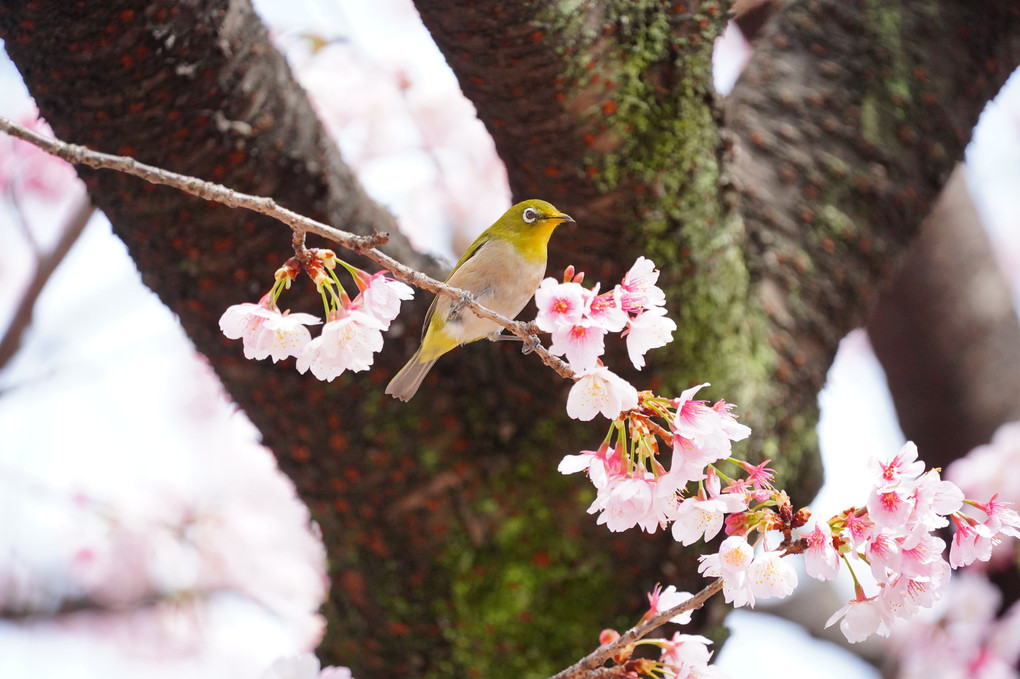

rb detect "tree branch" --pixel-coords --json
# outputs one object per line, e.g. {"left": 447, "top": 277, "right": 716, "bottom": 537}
{"left": 0, "top": 195, "right": 95, "bottom": 370}
{"left": 548, "top": 580, "right": 724, "bottom": 679}
{"left": 0, "top": 116, "right": 576, "bottom": 382}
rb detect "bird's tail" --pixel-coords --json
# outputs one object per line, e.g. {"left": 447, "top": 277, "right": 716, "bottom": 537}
{"left": 385, "top": 348, "right": 440, "bottom": 402}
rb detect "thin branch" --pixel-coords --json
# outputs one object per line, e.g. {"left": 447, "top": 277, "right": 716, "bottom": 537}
{"left": 0, "top": 195, "right": 95, "bottom": 370}
{"left": 547, "top": 579, "right": 724, "bottom": 679}
{"left": 0, "top": 116, "right": 576, "bottom": 381}
{"left": 0, "top": 116, "right": 387, "bottom": 252}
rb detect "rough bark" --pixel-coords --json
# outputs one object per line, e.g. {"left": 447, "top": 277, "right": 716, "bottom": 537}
{"left": 868, "top": 167, "right": 1020, "bottom": 470}
{"left": 3, "top": 0, "right": 1020, "bottom": 677}
{"left": 726, "top": 0, "right": 1020, "bottom": 479}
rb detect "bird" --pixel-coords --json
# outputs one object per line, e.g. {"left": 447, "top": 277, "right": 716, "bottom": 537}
{"left": 385, "top": 199, "right": 574, "bottom": 401}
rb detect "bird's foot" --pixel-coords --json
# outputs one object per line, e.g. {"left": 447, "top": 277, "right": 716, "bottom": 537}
{"left": 450, "top": 291, "right": 475, "bottom": 316}
{"left": 521, "top": 334, "right": 541, "bottom": 355}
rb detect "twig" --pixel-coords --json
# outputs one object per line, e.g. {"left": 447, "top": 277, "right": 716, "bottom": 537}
{"left": 0, "top": 117, "right": 386, "bottom": 253}
{"left": 547, "top": 579, "right": 724, "bottom": 679}
{"left": 0, "top": 195, "right": 96, "bottom": 370}
{"left": 0, "top": 116, "right": 576, "bottom": 381}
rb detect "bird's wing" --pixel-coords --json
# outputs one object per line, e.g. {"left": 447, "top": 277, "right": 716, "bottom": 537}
{"left": 420, "top": 232, "right": 493, "bottom": 339}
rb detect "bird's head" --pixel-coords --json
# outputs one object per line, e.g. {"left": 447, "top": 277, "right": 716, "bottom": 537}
{"left": 495, "top": 199, "right": 574, "bottom": 262}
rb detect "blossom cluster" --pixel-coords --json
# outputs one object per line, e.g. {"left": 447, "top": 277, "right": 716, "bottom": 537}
{"left": 887, "top": 571, "right": 1020, "bottom": 679}
{"left": 822, "top": 442, "right": 1020, "bottom": 643}
{"left": 219, "top": 250, "right": 413, "bottom": 380}
{"left": 553, "top": 310, "right": 1020, "bottom": 647}
{"left": 598, "top": 627, "right": 724, "bottom": 679}
{"left": 534, "top": 258, "right": 677, "bottom": 421}
{"left": 559, "top": 383, "right": 753, "bottom": 536}
{"left": 567, "top": 412, "right": 1020, "bottom": 648}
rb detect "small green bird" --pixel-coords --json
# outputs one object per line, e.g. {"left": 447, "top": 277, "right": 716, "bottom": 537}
{"left": 386, "top": 199, "right": 574, "bottom": 401}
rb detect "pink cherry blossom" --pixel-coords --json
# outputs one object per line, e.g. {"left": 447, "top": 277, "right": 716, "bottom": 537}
{"left": 566, "top": 366, "right": 639, "bottom": 421}
{"left": 585, "top": 284, "right": 628, "bottom": 332}
{"left": 973, "top": 495, "right": 1020, "bottom": 538}
{"left": 619, "top": 256, "right": 667, "bottom": 312}
{"left": 826, "top": 594, "right": 890, "bottom": 643}
{"left": 355, "top": 272, "right": 414, "bottom": 328}
{"left": 646, "top": 584, "right": 694, "bottom": 624}
{"left": 588, "top": 475, "right": 659, "bottom": 533}
{"left": 219, "top": 299, "right": 321, "bottom": 362}
{"left": 673, "top": 384, "right": 751, "bottom": 461}
{"left": 658, "top": 633, "right": 717, "bottom": 678}
{"left": 557, "top": 441, "right": 625, "bottom": 490}
{"left": 296, "top": 309, "right": 385, "bottom": 381}
{"left": 908, "top": 469, "right": 964, "bottom": 532}
{"left": 670, "top": 490, "right": 746, "bottom": 546}
{"left": 698, "top": 536, "right": 756, "bottom": 608}
{"left": 867, "top": 485, "right": 914, "bottom": 530}
{"left": 534, "top": 279, "right": 592, "bottom": 331}
{"left": 897, "top": 533, "right": 947, "bottom": 580}
{"left": 947, "top": 422, "right": 1020, "bottom": 524}
{"left": 625, "top": 307, "right": 677, "bottom": 369}
{"left": 871, "top": 441, "right": 926, "bottom": 489}
{"left": 748, "top": 549, "right": 798, "bottom": 601}
{"left": 882, "top": 564, "right": 951, "bottom": 620}
{"left": 887, "top": 573, "right": 1010, "bottom": 679}
{"left": 843, "top": 512, "right": 874, "bottom": 551}
{"left": 549, "top": 321, "right": 607, "bottom": 370}
{"left": 669, "top": 435, "right": 717, "bottom": 485}
{"left": 949, "top": 515, "right": 995, "bottom": 568}
{"left": 737, "top": 459, "right": 776, "bottom": 502}
{"left": 863, "top": 531, "right": 901, "bottom": 582}
{"left": 803, "top": 520, "right": 840, "bottom": 581}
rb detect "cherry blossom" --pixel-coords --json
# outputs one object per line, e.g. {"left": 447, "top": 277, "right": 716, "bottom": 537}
{"left": 949, "top": 515, "right": 995, "bottom": 568}
{"left": 625, "top": 306, "right": 677, "bottom": 370}
{"left": 534, "top": 279, "right": 592, "bottom": 331}
{"left": 672, "top": 383, "right": 751, "bottom": 461}
{"left": 566, "top": 366, "right": 639, "bottom": 421}
{"left": 355, "top": 272, "right": 414, "bottom": 328}
{"left": 698, "top": 536, "right": 755, "bottom": 608}
{"left": 619, "top": 256, "right": 667, "bottom": 313}
{"left": 549, "top": 321, "right": 608, "bottom": 371}
{"left": 557, "top": 440, "right": 625, "bottom": 490}
{"left": 747, "top": 549, "right": 798, "bottom": 601}
{"left": 219, "top": 297, "right": 321, "bottom": 362}
{"left": 296, "top": 309, "right": 386, "bottom": 381}
{"left": 670, "top": 482, "right": 746, "bottom": 546}
{"left": 657, "top": 633, "right": 722, "bottom": 678}
{"left": 871, "top": 440, "right": 926, "bottom": 488}
{"left": 645, "top": 584, "right": 694, "bottom": 624}
{"left": 826, "top": 594, "right": 890, "bottom": 643}
{"left": 585, "top": 284, "right": 628, "bottom": 332}
{"left": 588, "top": 475, "right": 661, "bottom": 533}
{"left": 802, "top": 520, "right": 840, "bottom": 581}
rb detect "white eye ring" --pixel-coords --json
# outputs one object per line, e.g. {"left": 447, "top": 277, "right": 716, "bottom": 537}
{"left": 522, "top": 207, "right": 538, "bottom": 224}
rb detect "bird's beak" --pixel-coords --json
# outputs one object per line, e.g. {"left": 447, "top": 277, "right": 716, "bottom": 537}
{"left": 550, "top": 211, "right": 575, "bottom": 224}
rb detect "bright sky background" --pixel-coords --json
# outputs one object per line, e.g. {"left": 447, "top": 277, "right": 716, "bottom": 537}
{"left": 1, "top": 2, "right": 1019, "bottom": 678}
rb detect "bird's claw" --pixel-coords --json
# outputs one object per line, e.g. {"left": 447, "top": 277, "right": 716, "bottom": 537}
{"left": 450, "top": 291, "right": 475, "bottom": 316}
{"left": 521, "top": 334, "right": 541, "bottom": 355}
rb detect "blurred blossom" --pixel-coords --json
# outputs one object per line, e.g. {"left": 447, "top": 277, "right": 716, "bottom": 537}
{"left": 947, "top": 420, "right": 1020, "bottom": 568}
{"left": 888, "top": 573, "right": 1020, "bottom": 679}
{"left": 0, "top": 110, "right": 80, "bottom": 200}
{"left": 282, "top": 8, "right": 510, "bottom": 260}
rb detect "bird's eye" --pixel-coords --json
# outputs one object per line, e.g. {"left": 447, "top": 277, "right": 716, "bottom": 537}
{"left": 522, "top": 207, "right": 538, "bottom": 224}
